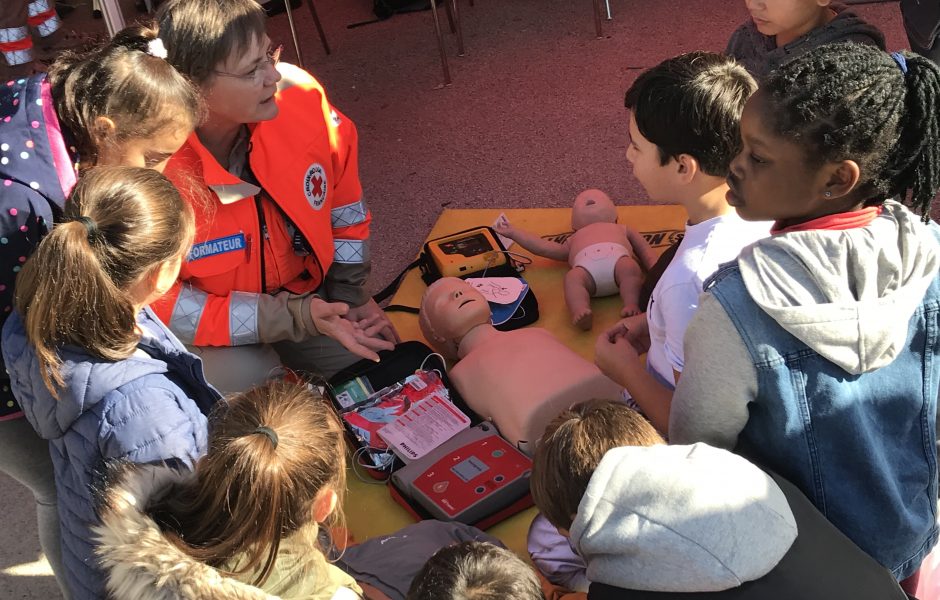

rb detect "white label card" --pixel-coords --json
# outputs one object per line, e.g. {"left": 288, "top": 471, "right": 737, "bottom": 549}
{"left": 379, "top": 394, "right": 470, "bottom": 462}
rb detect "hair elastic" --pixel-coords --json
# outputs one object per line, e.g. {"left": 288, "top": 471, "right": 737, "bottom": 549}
{"left": 75, "top": 216, "right": 99, "bottom": 244}
{"left": 252, "top": 425, "right": 279, "bottom": 448}
{"left": 147, "top": 38, "right": 168, "bottom": 59}
{"left": 890, "top": 52, "right": 909, "bottom": 75}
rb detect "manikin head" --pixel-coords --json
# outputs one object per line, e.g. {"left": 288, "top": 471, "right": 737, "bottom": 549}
{"left": 419, "top": 278, "right": 492, "bottom": 360}
{"left": 571, "top": 189, "right": 618, "bottom": 230}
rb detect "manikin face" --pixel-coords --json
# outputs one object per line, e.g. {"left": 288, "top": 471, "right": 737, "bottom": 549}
{"left": 419, "top": 278, "right": 491, "bottom": 356}
{"left": 745, "top": 0, "right": 830, "bottom": 39}
{"left": 571, "top": 189, "right": 617, "bottom": 230}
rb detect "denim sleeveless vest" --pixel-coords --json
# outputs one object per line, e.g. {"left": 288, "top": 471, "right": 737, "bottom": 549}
{"left": 704, "top": 234, "right": 940, "bottom": 579}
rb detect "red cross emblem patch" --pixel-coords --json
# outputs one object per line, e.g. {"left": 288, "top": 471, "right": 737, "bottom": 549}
{"left": 303, "top": 163, "right": 327, "bottom": 210}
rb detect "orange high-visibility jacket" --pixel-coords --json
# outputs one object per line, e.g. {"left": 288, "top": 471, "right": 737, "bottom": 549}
{"left": 152, "top": 65, "right": 371, "bottom": 347}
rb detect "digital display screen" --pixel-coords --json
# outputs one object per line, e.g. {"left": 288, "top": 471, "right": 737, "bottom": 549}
{"left": 450, "top": 455, "right": 489, "bottom": 482}
{"left": 440, "top": 233, "right": 493, "bottom": 257}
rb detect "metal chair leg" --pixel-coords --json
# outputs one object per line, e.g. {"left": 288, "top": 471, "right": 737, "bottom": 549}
{"left": 593, "top": 0, "right": 603, "bottom": 38}
{"left": 452, "top": 0, "right": 464, "bottom": 57}
{"left": 284, "top": 0, "right": 305, "bottom": 68}
{"left": 443, "top": 0, "right": 457, "bottom": 34}
{"left": 429, "top": 0, "right": 452, "bottom": 86}
{"left": 305, "top": 0, "right": 331, "bottom": 56}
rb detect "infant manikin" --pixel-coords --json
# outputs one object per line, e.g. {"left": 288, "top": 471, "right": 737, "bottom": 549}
{"left": 495, "top": 189, "right": 658, "bottom": 330}
{"left": 419, "top": 277, "right": 622, "bottom": 454}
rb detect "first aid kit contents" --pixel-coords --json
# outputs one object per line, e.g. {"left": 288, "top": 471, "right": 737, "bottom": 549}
{"left": 342, "top": 370, "right": 469, "bottom": 469}
{"left": 390, "top": 423, "right": 532, "bottom": 525}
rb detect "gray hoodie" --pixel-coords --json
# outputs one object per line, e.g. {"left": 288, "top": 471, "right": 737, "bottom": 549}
{"left": 726, "top": 4, "right": 886, "bottom": 79}
{"left": 671, "top": 200, "right": 940, "bottom": 448}
{"left": 569, "top": 444, "right": 797, "bottom": 593}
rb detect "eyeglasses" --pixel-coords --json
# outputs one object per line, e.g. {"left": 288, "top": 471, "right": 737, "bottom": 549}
{"left": 213, "top": 45, "right": 283, "bottom": 86}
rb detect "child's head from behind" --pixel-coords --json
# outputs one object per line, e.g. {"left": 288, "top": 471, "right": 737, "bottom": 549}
{"left": 728, "top": 43, "right": 940, "bottom": 226}
{"left": 624, "top": 52, "right": 756, "bottom": 202}
{"left": 746, "top": 0, "right": 832, "bottom": 41}
{"left": 48, "top": 25, "right": 203, "bottom": 171}
{"left": 530, "top": 400, "right": 664, "bottom": 532}
{"left": 149, "top": 380, "right": 347, "bottom": 586}
{"left": 406, "top": 541, "right": 544, "bottom": 600}
{"left": 15, "top": 166, "right": 194, "bottom": 394}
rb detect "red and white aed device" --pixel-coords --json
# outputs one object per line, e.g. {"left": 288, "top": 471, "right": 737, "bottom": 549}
{"left": 390, "top": 423, "right": 532, "bottom": 526}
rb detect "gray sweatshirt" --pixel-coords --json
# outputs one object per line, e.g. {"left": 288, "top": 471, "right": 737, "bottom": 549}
{"left": 671, "top": 201, "right": 940, "bottom": 448}
{"left": 569, "top": 443, "right": 797, "bottom": 593}
{"left": 726, "top": 4, "right": 886, "bottom": 79}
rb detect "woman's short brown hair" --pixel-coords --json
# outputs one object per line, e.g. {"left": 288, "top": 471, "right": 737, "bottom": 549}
{"left": 530, "top": 399, "right": 664, "bottom": 531}
{"left": 157, "top": 0, "right": 267, "bottom": 85}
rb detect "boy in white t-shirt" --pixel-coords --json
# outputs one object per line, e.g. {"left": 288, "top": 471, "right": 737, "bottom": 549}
{"left": 594, "top": 51, "right": 770, "bottom": 434}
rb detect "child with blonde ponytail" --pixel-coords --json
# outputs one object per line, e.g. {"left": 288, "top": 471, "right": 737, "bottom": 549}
{"left": 2, "top": 165, "right": 221, "bottom": 599}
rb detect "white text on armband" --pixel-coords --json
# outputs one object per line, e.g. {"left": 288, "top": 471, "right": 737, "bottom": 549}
{"left": 188, "top": 233, "right": 247, "bottom": 262}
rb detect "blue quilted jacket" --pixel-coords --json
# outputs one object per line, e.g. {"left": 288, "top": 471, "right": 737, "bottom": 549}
{"left": 1, "top": 307, "right": 221, "bottom": 599}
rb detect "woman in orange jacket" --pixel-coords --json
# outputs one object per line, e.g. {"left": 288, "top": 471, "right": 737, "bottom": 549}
{"left": 152, "top": 0, "right": 399, "bottom": 390}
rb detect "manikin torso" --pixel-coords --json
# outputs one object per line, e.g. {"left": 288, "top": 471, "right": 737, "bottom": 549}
{"left": 420, "top": 277, "right": 622, "bottom": 454}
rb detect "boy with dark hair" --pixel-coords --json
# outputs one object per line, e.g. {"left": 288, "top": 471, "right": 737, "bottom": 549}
{"left": 530, "top": 400, "right": 909, "bottom": 599}
{"left": 726, "top": 0, "right": 885, "bottom": 78}
{"left": 406, "top": 541, "right": 544, "bottom": 600}
{"left": 594, "top": 52, "right": 769, "bottom": 435}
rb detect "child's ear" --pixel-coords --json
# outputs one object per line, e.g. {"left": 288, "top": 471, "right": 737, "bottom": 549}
{"left": 91, "top": 116, "right": 117, "bottom": 145}
{"left": 674, "top": 153, "right": 699, "bottom": 184}
{"left": 312, "top": 488, "right": 338, "bottom": 523}
{"left": 822, "top": 159, "right": 861, "bottom": 200}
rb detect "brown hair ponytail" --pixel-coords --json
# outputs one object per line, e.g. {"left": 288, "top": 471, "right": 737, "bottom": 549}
{"left": 149, "top": 379, "right": 348, "bottom": 586}
{"left": 14, "top": 166, "right": 194, "bottom": 395}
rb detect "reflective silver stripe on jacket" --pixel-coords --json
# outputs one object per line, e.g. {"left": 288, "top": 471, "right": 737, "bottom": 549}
{"left": 331, "top": 199, "right": 368, "bottom": 228}
{"left": 229, "top": 291, "right": 260, "bottom": 346}
{"left": 170, "top": 285, "right": 208, "bottom": 345}
{"left": 333, "top": 239, "right": 367, "bottom": 264}
{"left": 27, "top": 1, "right": 59, "bottom": 37}
{"left": 34, "top": 14, "right": 59, "bottom": 37}
{"left": 0, "top": 27, "right": 28, "bottom": 43}
{"left": 1, "top": 49, "right": 31, "bottom": 65}
{"left": 27, "top": 0, "right": 52, "bottom": 15}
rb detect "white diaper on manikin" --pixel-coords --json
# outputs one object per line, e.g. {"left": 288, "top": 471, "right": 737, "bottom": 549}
{"left": 572, "top": 242, "right": 631, "bottom": 296}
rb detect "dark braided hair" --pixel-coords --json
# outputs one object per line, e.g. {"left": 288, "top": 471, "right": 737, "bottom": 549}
{"left": 761, "top": 43, "right": 940, "bottom": 220}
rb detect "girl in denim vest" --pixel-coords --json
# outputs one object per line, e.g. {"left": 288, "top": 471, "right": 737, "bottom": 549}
{"left": 670, "top": 43, "right": 940, "bottom": 594}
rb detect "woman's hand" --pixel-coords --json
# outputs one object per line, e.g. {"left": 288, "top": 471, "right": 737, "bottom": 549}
{"left": 309, "top": 298, "right": 395, "bottom": 361}
{"left": 344, "top": 298, "right": 401, "bottom": 344}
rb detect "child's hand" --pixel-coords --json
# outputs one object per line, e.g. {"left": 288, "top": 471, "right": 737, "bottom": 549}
{"left": 594, "top": 324, "right": 643, "bottom": 385}
{"left": 602, "top": 315, "right": 650, "bottom": 354}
